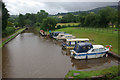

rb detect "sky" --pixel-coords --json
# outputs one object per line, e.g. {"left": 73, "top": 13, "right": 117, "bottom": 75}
{"left": 3, "top": 0, "right": 119, "bottom": 15}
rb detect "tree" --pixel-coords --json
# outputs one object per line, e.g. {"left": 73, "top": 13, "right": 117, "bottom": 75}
{"left": 98, "top": 7, "right": 116, "bottom": 28}
{"left": 84, "top": 12, "right": 97, "bottom": 27}
{"left": 61, "top": 13, "right": 76, "bottom": 23}
{"left": 36, "top": 10, "right": 48, "bottom": 23}
{"left": 18, "top": 14, "right": 25, "bottom": 27}
{"left": 78, "top": 12, "right": 88, "bottom": 26}
{"left": 25, "top": 19, "right": 32, "bottom": 27}
{"left": 2, "top": 2, "right": 9, "bottom": 30}
{"left": 41, "top": 17, "right": 57, "bottom": 31}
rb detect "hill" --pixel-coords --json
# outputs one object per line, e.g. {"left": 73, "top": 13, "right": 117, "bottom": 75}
{"left": 54, "top": 5, "right": 118, "bottom": 16}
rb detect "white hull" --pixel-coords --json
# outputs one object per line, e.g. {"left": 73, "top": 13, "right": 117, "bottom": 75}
{"left": 71, "top": 50, "right": 107, "bottom": 59}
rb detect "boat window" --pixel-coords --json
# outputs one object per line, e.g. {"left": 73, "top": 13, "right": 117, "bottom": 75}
{"left": 99, "top": 48, "right": 105, "bottom": 51}
{"left": 66, "top": 42, "right": 69, "bottom": 45}
{"left": 82, "top": 46, "right": 87, "bottom": 50}
{"left": 76, "top": 45, "right": 79, "bottom": 50}
{"left": 71, "top": 42, "right": 75, "bottom": 45}
{"left": 81, "top": 41, "right": 85, "bottom": 42}
{"left": 86, "top": 46, "right": 91, "bottom": 49}
{"left": 60, "top": 35, "right": 64, "bottom": 37}
{"left": 54, "top": 33, "right": 59, "bottom": 36}
{"left": 92, "top": 49, "right": 99, "bottom": 52}
{"left": 66, "top": 36, "right": 72, "bottom": 38}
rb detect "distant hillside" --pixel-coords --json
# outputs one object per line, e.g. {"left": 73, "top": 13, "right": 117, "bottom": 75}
{"left": 55, "top": 5, "right": 118, "bottom": 16}
{"left": 10, "top": 5, "right": 118, "bottom": 17}
{"left": 10, "top": 15, "right": 19, "bottom": 18}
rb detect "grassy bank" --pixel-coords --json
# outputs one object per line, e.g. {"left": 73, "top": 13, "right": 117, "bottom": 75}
{"left": 65, "top": 66, "right": 119, "bottom": 79}
{"left": 0, "top": 28, "right": 26, "bottom": 48}
{"left": 54, "top": 27, "right": 118, "bottom": 55}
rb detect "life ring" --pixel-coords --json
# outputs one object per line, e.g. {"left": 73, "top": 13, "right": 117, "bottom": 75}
{"left": 106, "top": 45, "right": 112, "bottom": 51}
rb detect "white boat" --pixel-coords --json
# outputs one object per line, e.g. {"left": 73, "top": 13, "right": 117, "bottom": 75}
{"left": 53, "top": 32, "right": 65, "bottom": 39}
{"left": 62, "top": 38, "right": 89, "bottom": 49}
{"left": 70, "top": 42, "right": 110, "bottom": 59}
{"left": 55, "top": 33, "right": 76, "bottom": 40}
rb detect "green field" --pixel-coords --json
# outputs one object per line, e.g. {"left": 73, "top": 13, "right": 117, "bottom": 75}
{"left": 54, "top": 27, "right": 118, "bottom": 55}
{"left": 56, "top": 23, "right": 80, "bottom": 26}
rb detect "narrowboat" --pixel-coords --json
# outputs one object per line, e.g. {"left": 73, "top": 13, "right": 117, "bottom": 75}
{"left": 62, "top": 38, "right": 89, "bottom": 49}
{"left": 39, "top": 30, "right": 47, "bottom": 36}
{"left": 70, "top": 42, "right": 110, "bottom": 59}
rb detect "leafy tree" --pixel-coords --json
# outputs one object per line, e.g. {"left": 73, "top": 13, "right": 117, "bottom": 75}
{"left": 36, "top": 10, "right": 48, "bottom": 23}
{"left": 18, "top": 14, "right": 25, "bottom": 27}
{"left": 34, "top": 22, "right": 41, "bottom": 27}
{"left": 84, "top": 12, "right": 97, "bottom": 27}
{"left": 61, "top": 13, "right": 76, "bottom": 23}
{"left": 98, "top": 7, "right": 116, "bottom": 28}
{"left": 2, "top": 2, "right": 9, "bottom": 30}
{"left": 25, "top": 19, "right": 32, "bottom": 27}
{"left": 78, "top": 12, "right": 88, "bottom": 26}
{"left": 41, "top": 17, "right": 57, "bottom": 31}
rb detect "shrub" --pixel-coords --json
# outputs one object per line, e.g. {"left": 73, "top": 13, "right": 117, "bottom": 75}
{"left": 2, "top": 27, "right": 15, "bottom": 37}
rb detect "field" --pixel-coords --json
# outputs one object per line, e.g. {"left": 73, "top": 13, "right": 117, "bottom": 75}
{"left": 54, "top": 27, "right": 118, "bottom": 55}
{"left": 56, "top": 23, "right": 80, "bottom": 26}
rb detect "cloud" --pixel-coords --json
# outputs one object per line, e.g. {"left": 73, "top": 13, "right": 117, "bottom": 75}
{"left": 3, "top": 0, "right": 119, "bottom": 15}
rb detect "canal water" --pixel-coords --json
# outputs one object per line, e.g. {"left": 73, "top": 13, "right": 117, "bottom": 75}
{"left": 2, "top": 30, "right": 118, "bottom": 78}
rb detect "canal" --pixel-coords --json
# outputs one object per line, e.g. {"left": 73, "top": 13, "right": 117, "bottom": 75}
{"left": 2, "top": 30, "right": 118, "bottom": 78}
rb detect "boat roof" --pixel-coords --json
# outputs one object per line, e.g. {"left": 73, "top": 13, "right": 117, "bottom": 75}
{"left": 53, "top": 32, "right": 65, "bottom": 33}
{"left": 74, "top": 42, "right": 93, "bottom": 53}
{"left": 77, "top": 42, "right": 92, "bottom": 46}
{"left": 93, "top": 45, "right": 104, "bottom": 48}
{"left": 64, "top": 33, "right": 70, "bottom": 35}
{"left": 66, "top": 38, "right": 89, "bottom": 41}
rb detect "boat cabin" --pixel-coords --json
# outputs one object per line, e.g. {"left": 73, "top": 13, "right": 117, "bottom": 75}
{"left": 49, "top": 32, "right": 65, "bottom": 38}
{"left": 70, "top": 42, "right": 109, "bottom": 59}
{"left": 62, "top": 38, "right": 89, "bottom": 49}
{"left": 73, "top": 42, "right": 93, "bottom": 53}
{"left": 56, "top": 33, "right": 76, "bottom": 40}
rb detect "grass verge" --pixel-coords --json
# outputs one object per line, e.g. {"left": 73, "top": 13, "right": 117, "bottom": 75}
{"left": 65, "top": 66, "right": 119, "bottom": 79}
{"left": 0, "top": 28, "right": 26, "bottom": 48}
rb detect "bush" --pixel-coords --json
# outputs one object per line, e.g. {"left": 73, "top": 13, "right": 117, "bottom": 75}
{"left": 2, "top": 27, "right": 15, "bottom": 37}
{"left": 34, "top": 22, "right": 41, "bottom": 27}
{"left": 57, "top": 25, "right": 61, "bottom": 29}
{"left": 6, "top": 27, "right": 15, "bottom": 33}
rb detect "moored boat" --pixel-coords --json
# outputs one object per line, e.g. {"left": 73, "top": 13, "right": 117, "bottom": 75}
{"left": 55, "top": 33, "right": 76, "bottom": 40}
{"left": 39, "top": 30, "right": 47, "bottom": 36}
{"left": 70, "top": 42, "right": 111, "bottom": 59}
{"left": 49, "top": 32, "right": 65, "bottom": 38}
{"left": 62, "top": 38, "right": 89, "bottom": 49}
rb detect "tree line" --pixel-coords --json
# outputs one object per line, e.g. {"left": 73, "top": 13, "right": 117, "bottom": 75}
{"left": 58, "top": 7, "right": 118, "bottom": 28}
{"left": 2, "top": 1, "right": 119, "bottom": 37}
{"left": 9, "top": 10, "right": 57, "bottom": 31}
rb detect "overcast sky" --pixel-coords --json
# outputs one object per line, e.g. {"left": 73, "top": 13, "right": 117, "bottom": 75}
{"left": 3, "top": 0, "right": 119, "bottom": 15}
